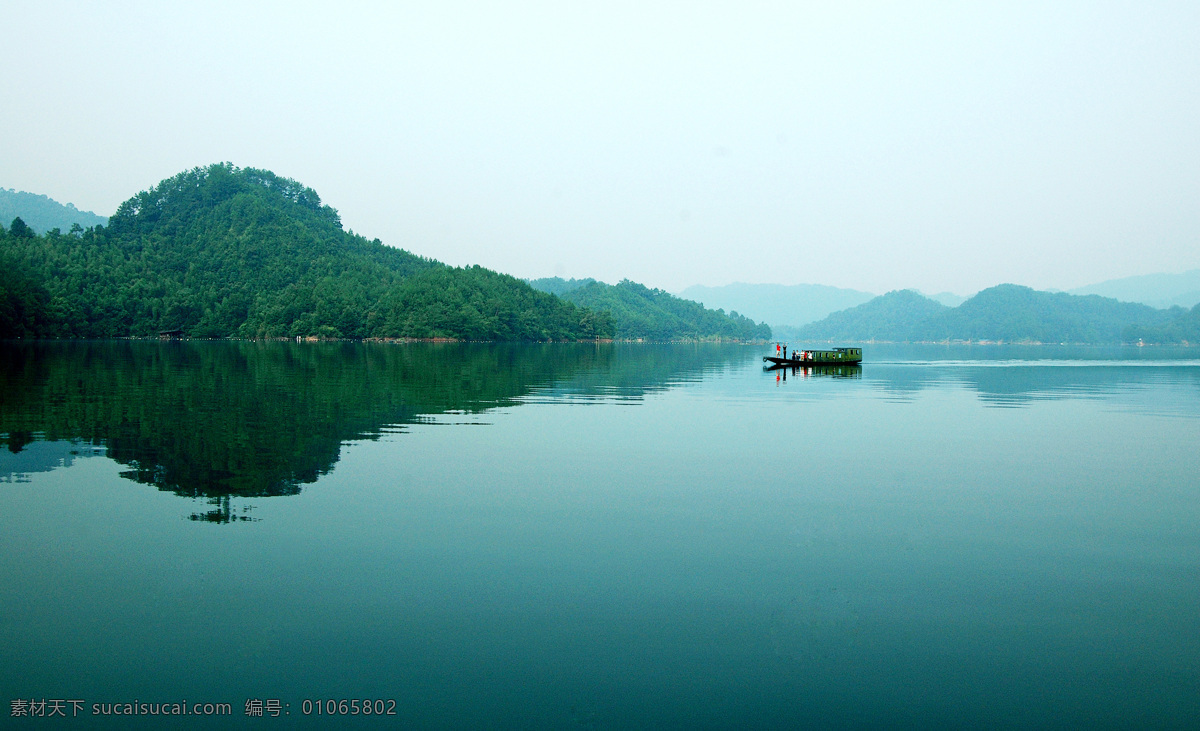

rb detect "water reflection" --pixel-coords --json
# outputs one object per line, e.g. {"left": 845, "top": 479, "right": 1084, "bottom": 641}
{"left": 1, "top": 438, "right": 106, "bottom": 483}
{"left": 864, "top": 362, "right": 1200, "bottom": 409}
{"left": 766, "top": 364, "right": 863, "bottom": 381}
{"left": 0, "top": 341, "right": 756, "bottom": 514}
{"left": 6, "top": 341, "right": 1199, "bottom": 520}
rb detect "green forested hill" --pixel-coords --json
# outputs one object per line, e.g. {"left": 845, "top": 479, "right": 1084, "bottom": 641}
{"left": 792, "top": 289, "right": 949, "bottom": 342}
{"left": 0, "top": 164, "right": 611, "bottom": 340}
{"left": 0, "top": 188, "right": 108, "bottom": 234}
{"left": 797, "top": 284, "right": 1183, "bottom": 344}
{"left": 551, "top": 279, "right": 771, "bottom": 341}
{"left": 1123, "top": 303, "right": 1200, "bottom": 344}
{"left": 917, "top": 284, "right": 1176, "bottom": 343}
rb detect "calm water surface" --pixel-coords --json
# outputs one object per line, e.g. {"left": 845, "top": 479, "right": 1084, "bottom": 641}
{"left": 2, "top": 341, "right": 1198, "bottom": 727}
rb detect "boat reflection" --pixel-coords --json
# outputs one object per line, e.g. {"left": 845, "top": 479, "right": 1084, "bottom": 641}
{"left": 766, "top": 363, "right": 863, "bottom": 380}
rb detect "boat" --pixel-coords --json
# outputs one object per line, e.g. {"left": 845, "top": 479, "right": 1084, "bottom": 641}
{"left": 764, "top": 346, "right": 862, "bottom": 368}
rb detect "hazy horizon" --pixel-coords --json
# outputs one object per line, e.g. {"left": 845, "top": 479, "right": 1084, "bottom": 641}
{"left": 4, "top": 2, "right": 1198, "bottom": 296}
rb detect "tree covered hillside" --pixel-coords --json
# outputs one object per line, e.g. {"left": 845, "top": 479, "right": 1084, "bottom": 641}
{"left": 918, "top": 284, "right": 1175, "bottom": 343}
{"left": 1123, "top": 303, "right": 1200, "bottom": 344}
{"left": 0, "top": 164, "right": 611, "bottom": 340}
{"left": 792, "top": 289, "right": 949, "bottom": 342}
{"left": 553, "top": 279, "right": 771, "bottom": 341}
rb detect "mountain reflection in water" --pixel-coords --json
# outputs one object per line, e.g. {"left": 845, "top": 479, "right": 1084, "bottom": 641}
{"left": 4, "top": 342, "right": 1198, "bottom": 521}
{"left": 2, "top": 341, "right": 1197, "bottom": 727}
{"left": 0, "top": 341, "right": 755, "bottom": 514}
{"left": 865, "top": 360, "right": 1200, "bottom": 409}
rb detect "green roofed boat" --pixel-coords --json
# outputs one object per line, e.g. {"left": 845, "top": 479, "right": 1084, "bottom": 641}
{"left": 764, "top": 346, "right": 862, "bottom": 368}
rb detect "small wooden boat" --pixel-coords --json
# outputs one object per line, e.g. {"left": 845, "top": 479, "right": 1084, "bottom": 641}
{"left": 764, "top": 347, "right": 862, "bottom": 367}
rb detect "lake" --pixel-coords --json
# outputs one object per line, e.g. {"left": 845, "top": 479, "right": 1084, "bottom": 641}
{"left": 2, "top": 341, "right": 1198, "bottom": 727}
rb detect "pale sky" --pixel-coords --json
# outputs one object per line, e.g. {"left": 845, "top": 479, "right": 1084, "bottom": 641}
{"left": 3, "top": 1, "right": 1198, "bottom": 296}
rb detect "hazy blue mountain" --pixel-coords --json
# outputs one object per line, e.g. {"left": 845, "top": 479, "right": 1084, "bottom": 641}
{"left": 1070, "top": 270, "right": 1200, "bottom": 309}
{"left": 527, "top": 277, "right": 598, "bottom": 297}
{"left": 796, "top": 284, "right": 1178, "bottom": 344}
{"left": 0, "top": 188, "right": 108, "bottom": 233}
{"left": 677, "top": 282, "right": 875, "bottom": 328}
{"left": 922, "top": 291, "right": 967, "bottom": 307}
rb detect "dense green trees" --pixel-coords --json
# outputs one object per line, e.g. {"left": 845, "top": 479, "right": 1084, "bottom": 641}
{"left": 0, "top": 164, "right": 610, "bottom": 340}
{"left": 0, "top": 223, "right": 55, "bottom": 338}
{"left": 1123, "top": 303, "right": 1200, "bottom": 344}
{"left": 1, "top": 164, "right": 774, "bottom": 342}
{"left": 370, "top": 267, "right": 612, "bottom": 340}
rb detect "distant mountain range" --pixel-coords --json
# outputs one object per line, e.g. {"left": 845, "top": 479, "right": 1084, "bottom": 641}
{"left": 1068, "top": 270, "right": 1200, "bottom": 309}
{"left": 923, "top": 291, "right": 968, "bottom": 307}
{"left": 793, "top": 285, "right": 1197, "bottom": 344}
{"left": 678, "top": 283, "right": 876, "bottom": 328}
{"left": 677, "top": 282, "right": 975, "bottom": 332}
{"left": 526, "top": 277, "right": 597, "bottom": 297}
{"left": 0, "top": 188, "right": 108, "bottom": 233}
{"left": 677, "top": 269, "right": 1200, "bottom": 342}
{"left": 529, "top": 277, "right": 770, "bottom": 341}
